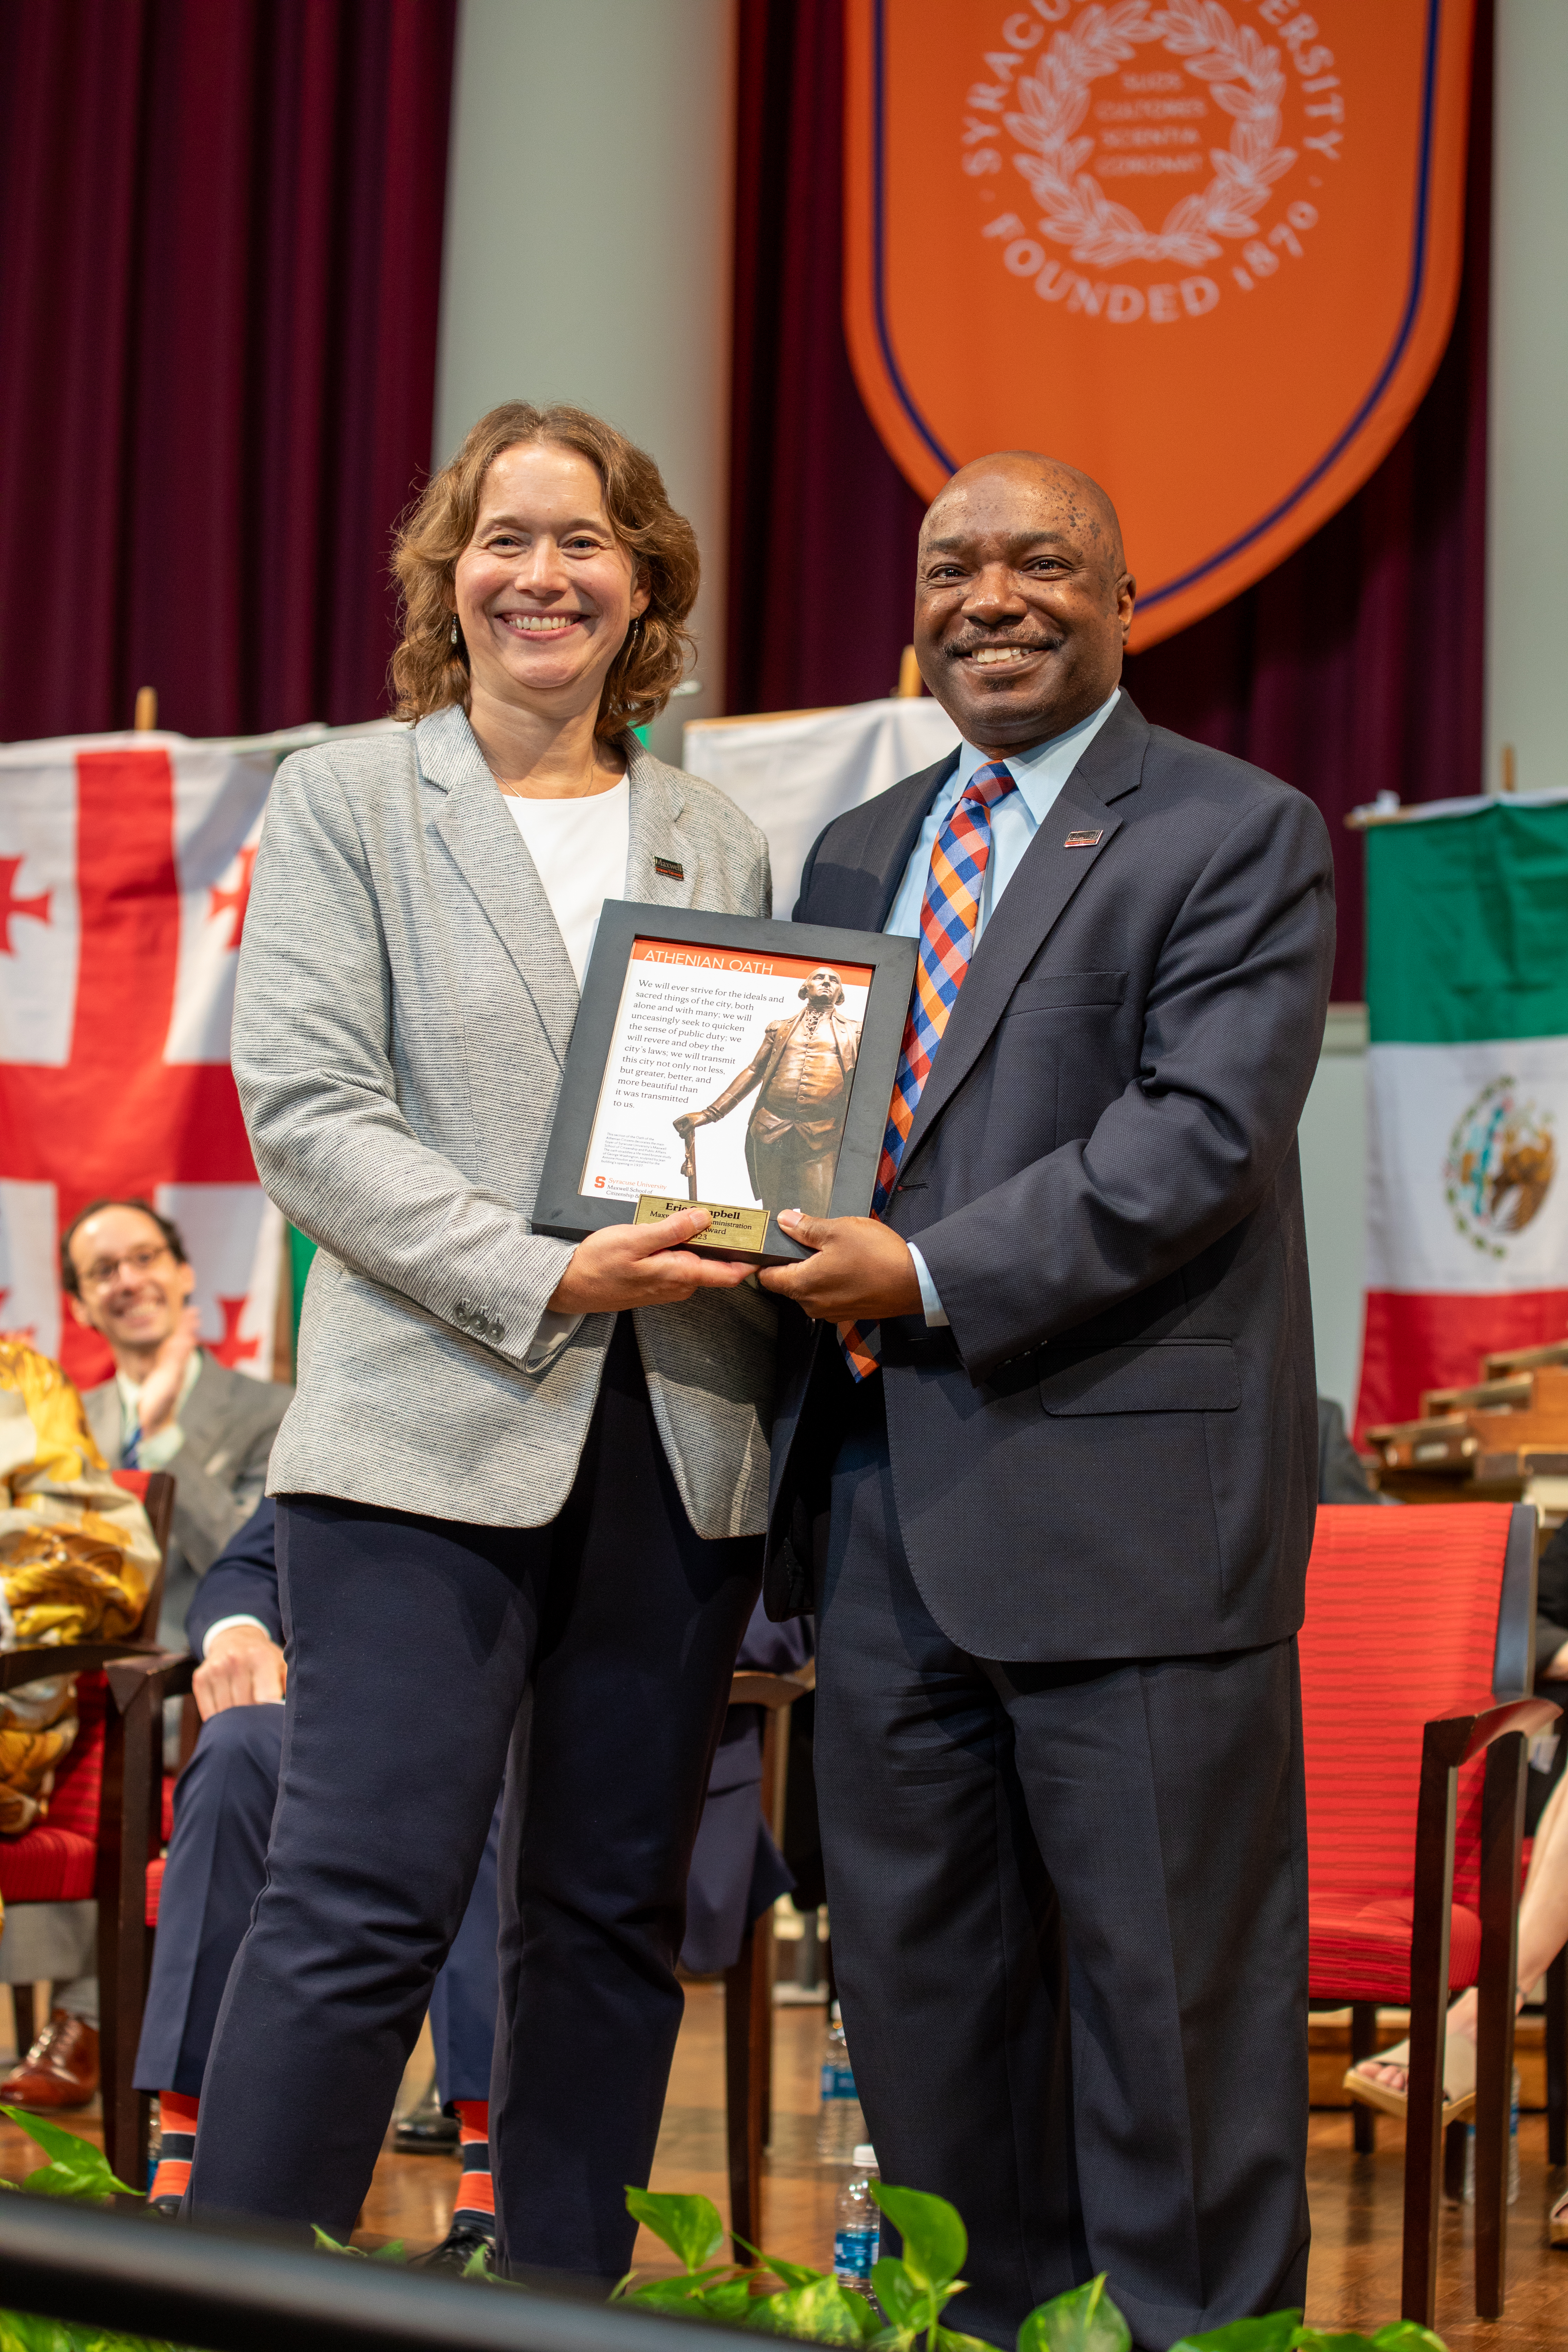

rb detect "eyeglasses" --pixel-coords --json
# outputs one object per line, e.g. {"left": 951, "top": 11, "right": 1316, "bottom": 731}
{"left": 78, "top": 1244, "right": 173, "bottom": 1293}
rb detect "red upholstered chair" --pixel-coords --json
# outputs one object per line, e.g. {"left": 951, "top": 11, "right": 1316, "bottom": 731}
{"left": 1301, "top": 1503, "right": 1558, "bottom": 2325}
{"left": 0, "top": 1469, "right": 172, "bottom": 2188}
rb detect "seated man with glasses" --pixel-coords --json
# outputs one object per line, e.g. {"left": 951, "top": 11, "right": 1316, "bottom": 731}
{"left": 65, "top": 1198, "right": 293, "bottom": 1647}
{"left": 0, "top": 1198, "right": 291, "bottom": 2115}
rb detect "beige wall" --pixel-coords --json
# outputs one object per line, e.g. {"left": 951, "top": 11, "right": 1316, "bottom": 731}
{"left": 1485, "top": 0, "right": 1568, "bottom": 796}
{"left": 434, "top": 0, "right": 738, "bottom": 761}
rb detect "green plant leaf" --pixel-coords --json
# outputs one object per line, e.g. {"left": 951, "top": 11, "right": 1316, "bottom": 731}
{"left": 67, "top": 2336, "right": 178, "bottom": 2352}
{"left": 311, "top": 2227, "right": 361, "bottom": 2256}
{"left": 371, "top": 2242, "right": 405, "bottom": 2264}
{"left": 617, "top": 2265, "right": 733, "bottom": 2301}
{"left": 462, "top": 2247, "right": 493, "bottom": 2281}
{"left": 1170, "top": 2317, "right": 1303, "bottom": 2352}
{"left": 0, "top": 2110, "right": 138, "bottom": 2208}
{"left": 0, "top": 2317, "right": 74, "bottom": 2352}
{"left": 617, "top": 2277, "right": 722, "bottom": 2317}
{"left": 870, "top": 2187, "right": 966, "bottom": 2292}
{"left": 934, "top": 2330, "right": 1008, "bottom": 2352}
{"left": 1368, "top": 2327, "right": 1447, "bottom": 2352}
{"left": 706, "top": 2278, "right": 772, "bottom": 2324}
{"left": 624, "top": 2188, "right": 725, "bottom": 2273}
{"left": 871, "top": 2261, "right": 938, "bottom": 2333}
{"left": 729, "top": 2238, "right": 829, "bottom": 2290}
{"left": 1018, "top": 2275, "right": 1131, "bottom": 2352}
{"left": 747, "top": 2278, "right": 881, "bottom": 2342}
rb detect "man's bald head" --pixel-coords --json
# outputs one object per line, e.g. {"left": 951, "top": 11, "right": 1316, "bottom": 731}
{"left": 912, "top": 451, "right": 1135, "bottom": 755}
{"left": 920, "top": 453, "right": 1126, "bottom": 582}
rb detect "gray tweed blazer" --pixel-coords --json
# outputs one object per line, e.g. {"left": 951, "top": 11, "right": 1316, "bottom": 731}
{"left": 230, "top": 706, "right": 777, "bottom": 1537}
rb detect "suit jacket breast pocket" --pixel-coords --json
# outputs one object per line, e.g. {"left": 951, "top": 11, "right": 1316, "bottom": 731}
{"left": 1039, "top": 1340, "right": 1240, "bottom": 1415}
{"left": 1006, "top": 968, "right": 1127, "bottom": 1016}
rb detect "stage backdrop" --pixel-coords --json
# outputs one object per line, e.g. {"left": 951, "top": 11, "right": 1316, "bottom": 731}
{"left": 0, "top": 725, "right": 386, "bottom": 1392}
{"left": 684, "top": 699, "right": 961, "bottom": 916}
{"left": 844, "top": 0, "right": 1478, "bottom": 648}
{"left": 0, "top": 0, "right": 456, "bottom": 743}
{"left": 1356, "top": 794, "right": 1568, "bottom": 1436}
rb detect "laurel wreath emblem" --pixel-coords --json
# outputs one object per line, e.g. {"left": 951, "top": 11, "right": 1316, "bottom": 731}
{"left": 1005, "top": 0, "right": 1297, "bottom": 268}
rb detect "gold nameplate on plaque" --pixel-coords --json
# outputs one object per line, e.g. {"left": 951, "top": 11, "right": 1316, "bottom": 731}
{"left": 634, "top": 1196, "right": 770, "bottom": 1255}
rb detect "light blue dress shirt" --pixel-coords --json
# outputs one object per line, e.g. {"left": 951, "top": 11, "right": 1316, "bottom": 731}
{"left": 886, "top": 687, "right": 1122, "bottom": 1325}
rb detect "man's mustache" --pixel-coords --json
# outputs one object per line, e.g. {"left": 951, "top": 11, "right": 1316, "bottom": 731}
{"left": 943, "top": 635, "right": 1063, "bottom": 660}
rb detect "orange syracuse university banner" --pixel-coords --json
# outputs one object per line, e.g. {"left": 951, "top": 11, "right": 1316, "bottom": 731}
{"left": 845, "top": 0, "right": 1476, "bottom": 648}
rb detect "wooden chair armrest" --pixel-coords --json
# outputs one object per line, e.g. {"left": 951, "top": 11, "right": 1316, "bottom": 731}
{"left": 0, "top": 1641, "right": 164, "bottom": 1693}
{"left": 1422, "top": 1697, "right": 1561, "bottom": 1769}
{"left": 728, "top": 1661, "right": 816, "bottom": 1711}
{"left": 1404, "top": 1692, "right": 1561, "bottom": 2319}
{"left": 105, "top": 1652, "right": 196, "bottom": 1712}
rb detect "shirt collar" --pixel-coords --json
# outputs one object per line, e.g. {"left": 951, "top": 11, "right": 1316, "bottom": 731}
{"left": 953, "top": 686, "right": 1121, "bottom": 821}
{"left": 117, "top": 1349, "right": 203, "bottom": 1419}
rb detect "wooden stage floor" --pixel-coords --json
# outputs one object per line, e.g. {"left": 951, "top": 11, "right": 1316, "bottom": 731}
{"left": 0, "top": 1988, "right": 1561, "bottom": 2347}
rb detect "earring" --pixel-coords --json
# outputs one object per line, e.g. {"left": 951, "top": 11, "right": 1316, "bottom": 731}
{"left": 449, "top": 615, "right": 459, "bottom": 646}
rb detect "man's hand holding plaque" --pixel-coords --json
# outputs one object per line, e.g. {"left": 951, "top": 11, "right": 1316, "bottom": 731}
{"left": 760, "top": 1209, "right": 923, "bottom": 1321}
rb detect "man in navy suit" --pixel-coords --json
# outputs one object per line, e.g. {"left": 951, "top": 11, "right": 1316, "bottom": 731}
{"left": 760, "top": 455, "right": 1335, "bottom": 2349}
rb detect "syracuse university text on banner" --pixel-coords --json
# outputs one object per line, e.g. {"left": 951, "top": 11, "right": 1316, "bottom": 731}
{"left": 845, "top": 0, "right": 1477, "bottom": 646}
{"left": 1355, "top": 796, "right": 1568, "bottom": 1436}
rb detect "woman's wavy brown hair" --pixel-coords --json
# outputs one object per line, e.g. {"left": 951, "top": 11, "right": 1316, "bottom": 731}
{"left": 391, "top": 402, "right": 699, "bottom": 739}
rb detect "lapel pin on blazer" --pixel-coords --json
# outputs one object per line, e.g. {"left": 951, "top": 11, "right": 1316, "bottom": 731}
{"left": 654, "top": 857, "right": 685, "bottom": 880}
{"left": 1063, "top": 829, "right": 1104, "bottom": 849}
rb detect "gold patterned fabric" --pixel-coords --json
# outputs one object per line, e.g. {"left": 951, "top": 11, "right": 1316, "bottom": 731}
{"left": 0, "top": 1344, "right": 156, "bottom": 1868}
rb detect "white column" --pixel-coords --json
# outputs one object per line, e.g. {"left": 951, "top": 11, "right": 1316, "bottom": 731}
{"left": 1484, "top": 0, "right": 1568, "bottom": 795}
{"left": 434, "top": 0, "right": 737, "bottom": 760}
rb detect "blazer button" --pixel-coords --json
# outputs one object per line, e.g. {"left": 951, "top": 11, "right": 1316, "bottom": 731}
{"left": 491, "top": 1321, "right": 505, "bottom": 1343}
{"left": 455, "top": 1299, "right": 472, "bottom": 1321}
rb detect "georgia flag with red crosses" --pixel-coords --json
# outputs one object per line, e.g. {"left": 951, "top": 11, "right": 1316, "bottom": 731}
{"left": 0, "top": 727, "right": 308, "bottom": 1390}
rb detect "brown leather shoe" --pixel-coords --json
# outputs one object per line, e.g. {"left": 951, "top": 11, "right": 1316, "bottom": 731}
{"left": 0, "top": 2008, "right": 99, "bottom": 2109}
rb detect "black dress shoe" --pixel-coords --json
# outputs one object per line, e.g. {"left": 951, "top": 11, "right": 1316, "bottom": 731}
{"left": 409, "top": 2218, "right": 495, "bottom": 2274}
{"left": 393, "top": 2109, "right": 460, "bottom": 2154}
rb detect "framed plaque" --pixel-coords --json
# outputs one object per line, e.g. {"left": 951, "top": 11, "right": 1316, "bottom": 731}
{"left": 532, "top": 903, "right": 918, "bottom": 1265}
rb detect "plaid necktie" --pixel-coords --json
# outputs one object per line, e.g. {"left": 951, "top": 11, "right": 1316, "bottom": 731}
{"left": 840, "top": 760, "right": 1018, "bottom": 1378}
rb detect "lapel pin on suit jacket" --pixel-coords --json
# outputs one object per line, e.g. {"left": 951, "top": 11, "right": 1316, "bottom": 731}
{"left": 1063, "top": 829, "right": 1104, "bottom": 849}
{"left": 654, "top": 856, "right": 684, "bottom": 879}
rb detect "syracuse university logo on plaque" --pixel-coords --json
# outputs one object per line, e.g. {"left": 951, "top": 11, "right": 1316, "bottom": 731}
{"left": 844, "top": 0, "right": 1477, "bottom": 645}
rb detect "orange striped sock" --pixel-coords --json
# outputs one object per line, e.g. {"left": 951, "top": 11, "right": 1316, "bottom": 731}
{"left": 453, "top": 2100, "right": 493, "bottom": 2230}
{"left": 150, "top": 2091, "right": 200, "bottom": 2204}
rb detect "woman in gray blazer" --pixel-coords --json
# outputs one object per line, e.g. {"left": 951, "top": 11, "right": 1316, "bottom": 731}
{"left": 190, "top": 404, "right": 776, "bottom": 2277}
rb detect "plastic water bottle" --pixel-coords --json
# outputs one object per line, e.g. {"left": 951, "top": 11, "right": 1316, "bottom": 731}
{"left": 833, "top": 2146, "right": 881, "bottom": 2292}
{"left": 817, "top": 2001, "right": 866, "bottom": 2159}
{"left": 1461, "top": 2068, "right": 1520, "bottom": 2206}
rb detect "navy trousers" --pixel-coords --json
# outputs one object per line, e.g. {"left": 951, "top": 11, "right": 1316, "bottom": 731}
{"left": 814, "top": 1382, "right": 1309, "bottom": 2352}
{"left": 133, "top": 1704, "right": 498, "bottom": 2104}
{"left": 186, "top": 1317, "right": 761, "bottom": 2275}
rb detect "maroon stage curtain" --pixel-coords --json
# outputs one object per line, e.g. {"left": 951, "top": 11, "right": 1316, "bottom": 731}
{"left": 728, "top": 1, "right": 1493, "bottom": 1002}
{"left": 0, "top": 0, "right": 457, "bottom": 743}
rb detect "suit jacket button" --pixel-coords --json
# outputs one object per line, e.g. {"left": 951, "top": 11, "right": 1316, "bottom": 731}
{"left": 455, "top": 1299, "right": 471, "bottom": 1321}
{"left": 491, "top": 1321, "right": 505, "bottom": 1343}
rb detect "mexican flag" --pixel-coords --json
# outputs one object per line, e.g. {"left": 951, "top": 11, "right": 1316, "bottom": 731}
{"left": 1355, "top": 795, "right": 1568, "bottom": 1436}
